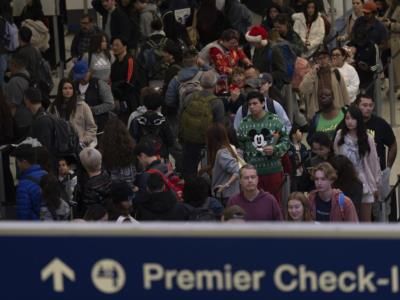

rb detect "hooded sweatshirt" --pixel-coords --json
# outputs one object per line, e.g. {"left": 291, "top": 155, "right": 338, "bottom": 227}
{"left": 308, "top": 189, "right": 359, "bottom": 222}
{"left": 140, "top": 3, "right": 159, "bottom": 38}
{"left": 227, "top": 190, "right": 283, "bottom": 221}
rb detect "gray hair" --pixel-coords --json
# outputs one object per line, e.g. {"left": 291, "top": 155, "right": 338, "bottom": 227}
{"left": 79, "top": 147, "right": 102, "bottom": 173}
{"left": 200, "top": 70, "right": 218, "bottom": 89}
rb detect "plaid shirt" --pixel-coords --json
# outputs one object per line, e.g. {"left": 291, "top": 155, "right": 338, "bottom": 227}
{"left": 71, "top": 26, "right": 100, "bottom": 58}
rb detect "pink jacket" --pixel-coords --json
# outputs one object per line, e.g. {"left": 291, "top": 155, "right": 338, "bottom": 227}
{"left": 334, "top": 130, "right": 382, "bottom": 195}
{"left": 308, "top": 189, "right": 359, "bottom": 222}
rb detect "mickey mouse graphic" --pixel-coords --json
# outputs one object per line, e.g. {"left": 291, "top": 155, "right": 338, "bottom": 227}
{"left": 247, "top": 128, "right": 281, "bottom": 154}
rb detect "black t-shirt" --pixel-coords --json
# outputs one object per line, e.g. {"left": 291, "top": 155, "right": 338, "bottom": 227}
{"left": 365, "top": 115, "right": 395, "bottom": 170}
{"left": 316, "top": 195, "right": 331, "bottom": 222}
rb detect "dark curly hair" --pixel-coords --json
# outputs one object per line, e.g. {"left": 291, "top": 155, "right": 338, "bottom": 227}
{"left": 100, "top": 118, "right": 136, "bottom": 170}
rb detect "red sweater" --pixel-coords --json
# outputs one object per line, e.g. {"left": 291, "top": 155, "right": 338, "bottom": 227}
{"left": 209, "top": 45, "right": 248, "bottom": 75}
{"left": 227, "top": 191, "right": 283, "bottom": 221}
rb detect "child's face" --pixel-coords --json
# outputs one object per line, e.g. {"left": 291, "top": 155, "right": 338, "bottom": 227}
{"left": 118, "top": 200, "right": 133, "bottom": 215}
{"left": 58, "top": 160, "right": 70, "bottom": 176}
{"left": 291, "top": 129, "right": 303, "bottom": 143}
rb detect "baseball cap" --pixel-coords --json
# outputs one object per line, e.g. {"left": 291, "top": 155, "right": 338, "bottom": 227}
{"left": 244, "top": 78, "right": 261, "bottom": 89}
{"left": 72, "top": 60, "right": 89, "bottom": 81}
{"left": 259, "top": 73, "right": 273, "bottom": 85}
{"left": 362, "top": 2, "right": 377, "bottom": 13}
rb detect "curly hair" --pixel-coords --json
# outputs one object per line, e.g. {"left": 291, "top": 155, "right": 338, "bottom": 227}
{"left": 100, "top": 118, "right": 136, "bottom": 170}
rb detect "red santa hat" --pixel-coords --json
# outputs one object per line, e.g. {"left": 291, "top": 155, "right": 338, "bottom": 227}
{"left": 245, "top": 26, "right": 268, "bottom": 46}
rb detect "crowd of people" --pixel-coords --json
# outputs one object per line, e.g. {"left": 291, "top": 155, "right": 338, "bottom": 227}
{"left": 0, "top": 0, "right": 398, "bottom": 223}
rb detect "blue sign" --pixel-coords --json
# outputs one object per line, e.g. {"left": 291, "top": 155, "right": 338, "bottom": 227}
{"left": 2, "top": 223, "right": 400, "bottom": 299}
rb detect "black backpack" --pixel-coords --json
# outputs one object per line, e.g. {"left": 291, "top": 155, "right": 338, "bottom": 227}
{"left": 130, "top": 111, "right": 165, "bottom": 143}
{"left": 38, "top": 113, "right": 80, "bottom": 158}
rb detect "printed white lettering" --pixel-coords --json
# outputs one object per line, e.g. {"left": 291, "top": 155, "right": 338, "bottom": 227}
{"left": 391, "top": 266, "right": 399, "bottom": 293}
{"left": 337, "top": 271, "right": 357, "bottom": 293}
{"left": 142, "top": 263, "right": 265, "bottom": 292}
{"left": 357, "top": 266, "right": 376, "bottom": 293}
{"left": 274, "top": 264, "right": 298, "bottom": 292}
{"left": 299, "top": 265, "right": 317, "bottom": 292}
{"left": 319, "top": 271, "right": 337, "bottom": 292}
{"left": 143, "top": 263, "right": 164, "bottom": 289}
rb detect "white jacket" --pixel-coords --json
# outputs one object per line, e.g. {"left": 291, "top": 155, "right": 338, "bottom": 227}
{"left": 337, "top": 62, "right": 360, "bottom": 103}
{"left": 292, "top": 12, "right": 325, "bottom": 58}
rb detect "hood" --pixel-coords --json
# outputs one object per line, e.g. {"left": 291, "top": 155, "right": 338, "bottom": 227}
{"left": 20, "top": 165, "right": 46, "bottom": 180}
{"left": 127, "top": 106, "right": 147, "bottom": 129}
{"left": 176, "top": 66, "right": 200, "bottom": 82}
{"left": 142, "top": 3, "right": 158, "bottom": 14}
{"left": 291, "top": 12, "right": 305, "bottom": 22}
{"left": 141, "top": 191, "right": 177, "bottom": 213}
{"left": 308, "top": 189, "right": 342, "bottom": 202}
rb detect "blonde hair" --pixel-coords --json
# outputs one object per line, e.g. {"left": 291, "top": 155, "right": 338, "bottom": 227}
{"left": 311, "top": 162, "right": 337, "bottom": 182}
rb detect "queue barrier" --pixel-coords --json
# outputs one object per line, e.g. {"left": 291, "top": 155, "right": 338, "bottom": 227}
{"left": 2, "top": 223, "right": 400, "bottom": 299}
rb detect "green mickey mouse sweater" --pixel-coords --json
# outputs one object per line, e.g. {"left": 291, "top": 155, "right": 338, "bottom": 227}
{"left": 238, "top": 112, "right": 290, "bottom": 175}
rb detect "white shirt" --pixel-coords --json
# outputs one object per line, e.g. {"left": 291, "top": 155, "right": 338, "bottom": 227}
{"left": 116, "top": 215, "right": 140, "bottom": 224}
{"left": 337, "top": 62, "right": 360, "bottom": 102}
{"left": 79, "top": 83, "right": 89, "bottom": 97}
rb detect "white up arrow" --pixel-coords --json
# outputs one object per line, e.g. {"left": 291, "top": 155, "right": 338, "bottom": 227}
{"left": 41, "top": 258, "right": 76, "bottom": 292}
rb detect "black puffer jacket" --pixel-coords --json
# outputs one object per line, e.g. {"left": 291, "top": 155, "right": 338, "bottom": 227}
{"left": 135, "top": 190, "right": 188, "bottom": 221}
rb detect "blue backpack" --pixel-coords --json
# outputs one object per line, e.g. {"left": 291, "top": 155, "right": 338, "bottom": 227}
{"left": 338, "top": 192, "right": 345, "bottom": 220}
{"left": 268, "top": 42, "right": 297, "bottom": 80}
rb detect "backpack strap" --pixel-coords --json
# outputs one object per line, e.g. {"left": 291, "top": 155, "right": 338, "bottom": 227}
{"left": 146, "top": 168, "right": 171, "bottom": 192}
{"left": 241, "top": 103, "right": 248, "bottom": 118}
{"left": 333, "top": 68, "right": 341, "bottom": 83}
{"left": 267, "top": 47, "right": 273, "bottom": 73}
{"left": 338, "top": 192, "right": 345, "bottom": 221}
{"left": 126, "top": 57, "right": 134, "bottom": 83}
{"left": 266, "top": 98, "right": 276, "bottom": 114}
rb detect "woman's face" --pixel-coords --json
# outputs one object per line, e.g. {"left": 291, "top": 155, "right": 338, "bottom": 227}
{"left": 331, "top": 50, "right": 345, "bottom": 67}
{"left": 269, "top": 8, "right": 280, "bottom": 20}
{"left": 62, "top": 82, "right": 74, "bottom": 99}
{"left": 345, "top": 112, "right": 358, "bottom": 131}
{"left": 288, "top": 199, "right": 305, "bottom": 221}
{"left": 352, "top": 0, "right": 363, "bottom": 13}
{"left": 307, "top": 3, "right": 316, "bottom": 17}
{"left": 101, "top": 36, "right": 108, "bottom": 50}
